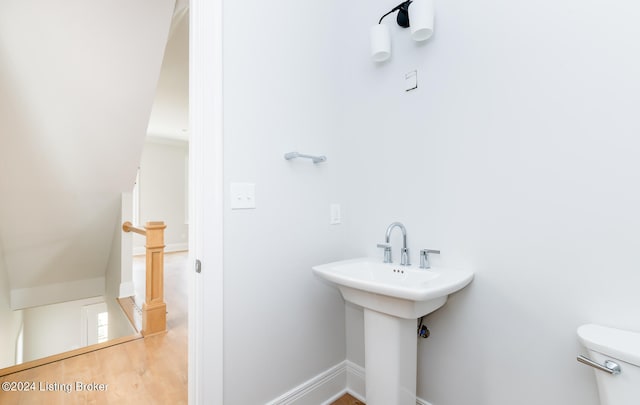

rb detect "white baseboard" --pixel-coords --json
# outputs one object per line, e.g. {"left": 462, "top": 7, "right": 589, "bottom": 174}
{"left": 345, "top": 361, "right": 366, "bottom": 402}
{"left": 266, "top": 361, "right": 346, "bottom": 405}
{"left": 345, "top": 361, "right": 433, "bottom": 405}
{"left": 132, "top": 242, "right": 188, "bottom": 256}
{"left": 10, "top": 277, "right": 105, "bottom": 310}
{"left": 266, "top": 360, "right": 433, "bottom": 405}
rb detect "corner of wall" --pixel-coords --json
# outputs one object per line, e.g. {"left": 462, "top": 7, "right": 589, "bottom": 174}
{"left": 120, "top": 192, "right": 133, "bottom": 298}
{"left": 105, "top": 197, "right": 123, "bottom": 298}
{"left": 105, "top": 295, "right": 135, "bottom": 339}
{"left": 106, "top": 192, "right": 134, "bottom": 299}
{"left": 0, "top": 245, "right": 23, "bottom": 369}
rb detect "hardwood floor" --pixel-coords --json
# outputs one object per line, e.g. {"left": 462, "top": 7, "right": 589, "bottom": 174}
{"left": 0, "top": 252, "right": 189, "bottom": 405}
{"left": 332, "top": 393, "right": 365, "bottom": 405}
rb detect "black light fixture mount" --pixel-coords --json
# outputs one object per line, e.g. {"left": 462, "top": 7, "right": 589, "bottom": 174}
{"left": 378, "top": 0, "right": 413, "bottom": 28}
{"left": 371, "top": 0, "right": 434, "bottom": 62}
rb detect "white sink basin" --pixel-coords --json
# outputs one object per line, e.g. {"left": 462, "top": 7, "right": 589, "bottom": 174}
{"left": 313, "top": 257, "right": 474, "bottom": 404}
{"left": 312, "top": 257, "right": 474, "bottom": 319}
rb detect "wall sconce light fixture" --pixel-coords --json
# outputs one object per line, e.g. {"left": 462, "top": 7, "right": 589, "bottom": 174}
{"left": 370, "top": 0, "right": 434, "bottom": 62}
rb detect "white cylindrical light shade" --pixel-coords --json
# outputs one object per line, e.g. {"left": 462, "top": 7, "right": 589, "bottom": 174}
{"left": 370, "top": 24, "right": 391, "bottom": 62}
{"left": 410, "top": 0, "right": 434, "bottom": 41}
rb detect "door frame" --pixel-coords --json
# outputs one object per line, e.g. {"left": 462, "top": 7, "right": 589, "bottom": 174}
{"left": 189, "top": 0, "right": 224, "bottom": 403}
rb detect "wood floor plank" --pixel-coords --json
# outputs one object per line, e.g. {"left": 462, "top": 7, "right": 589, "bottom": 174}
{"left": 332, "top": 393, "right": 366, "bottom": 405}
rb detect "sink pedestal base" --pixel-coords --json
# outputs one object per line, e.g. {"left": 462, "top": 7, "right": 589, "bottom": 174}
{"left": 364, "top": 308, "right": 417, "bottom": 405}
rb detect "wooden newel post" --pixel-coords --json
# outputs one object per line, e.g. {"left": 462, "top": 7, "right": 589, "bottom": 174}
{"left": 142, "top": 221, "right": 167, "bottom": 336}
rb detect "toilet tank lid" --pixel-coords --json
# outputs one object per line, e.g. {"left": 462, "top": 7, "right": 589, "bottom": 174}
{"left": 577, "top": 324, "right": 640, "bottom": 367}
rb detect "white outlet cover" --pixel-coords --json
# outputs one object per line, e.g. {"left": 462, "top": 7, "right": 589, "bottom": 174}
{"left": 230, "top": 182, "right": 256, "bottom": 209}
{"left": 330, "top": 203, "right": 341, "bottom": 225}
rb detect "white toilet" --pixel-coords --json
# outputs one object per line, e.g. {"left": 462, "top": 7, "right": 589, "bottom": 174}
{"left": 577, "top": 324, "right": 640, "bottom": 405}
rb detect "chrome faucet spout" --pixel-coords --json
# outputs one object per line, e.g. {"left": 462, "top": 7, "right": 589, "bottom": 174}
{"left": 383, "top": 222, "right": 410, "bottom": 266}
{"left": 385, "top": 222, "right": 406, "bottom": 245}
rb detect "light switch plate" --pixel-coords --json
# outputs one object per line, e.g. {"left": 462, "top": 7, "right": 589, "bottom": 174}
{"left": 230, "top": 183, "right": 256, "bottom": 209}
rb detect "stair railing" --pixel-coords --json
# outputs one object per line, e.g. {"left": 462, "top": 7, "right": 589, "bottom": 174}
{"left": 122, "top": 221, "right": 167, "bottom": 336}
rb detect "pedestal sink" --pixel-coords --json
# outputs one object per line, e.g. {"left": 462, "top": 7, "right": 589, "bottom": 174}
{"left": 312, "top": 258, "right": 473, "bottom": 405}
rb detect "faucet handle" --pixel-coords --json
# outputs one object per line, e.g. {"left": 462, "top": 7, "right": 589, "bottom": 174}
{"left": 400, "top": 247, "right": 410, "bottom": 266}
{"left": 377, "top": 243, "right": 392, "bottom": 263}
{"left": 419, "top": 249, "right": 440, "bottom": 269}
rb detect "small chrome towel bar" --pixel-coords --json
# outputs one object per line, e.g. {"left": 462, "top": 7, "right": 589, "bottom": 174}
{"left": 577, "top": 355, "right": 621, "bottom": 375}
{"left": 284, "top": 152, "right": 327, "bottom": 164}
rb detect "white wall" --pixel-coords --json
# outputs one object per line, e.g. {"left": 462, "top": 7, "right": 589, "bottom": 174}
{"left": 0, "top": 248, "right": 22, "bottom": 369}
{"left": 222, "top": 1, "right": 348, "bottom": 403}
{"left": 335, "top": 0, "right": 640, "bottom": 404}
{"left": 217, "top": 0, "right": 640, "bottom": 403}
{"left": 96, "top": 201, "right": 135, "bottom": 337}
{"left": 106, "top": 199, "right": 123, "bottom": 298}
{"left": 22, "top": 296, "right": 103, "bottom": 362}
{"left": 106, "top": 193, "right": 134, "bottom": 298}
{"left": 21, "top": 295, "right": 133, "bottom": 363}
{"left": 134, "top": 139, "right": 189, "bottom": 253}
{"left": 105, "top": 297, "right": 136, "bottom": 340}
